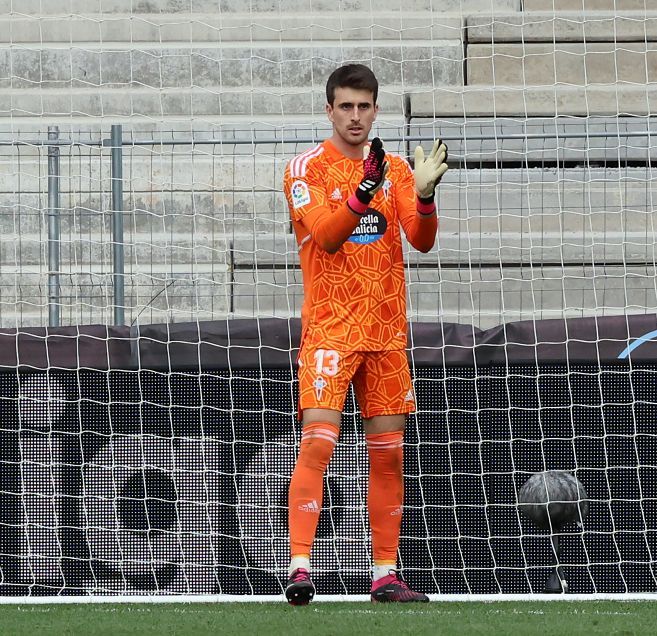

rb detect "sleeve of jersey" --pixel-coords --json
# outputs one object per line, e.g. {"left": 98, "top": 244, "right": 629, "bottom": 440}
{"left": 284, "top": 161, "right": 361, "bottom": 254}
{"left": 395, "top": 158, "right": 438, "bottom": 254}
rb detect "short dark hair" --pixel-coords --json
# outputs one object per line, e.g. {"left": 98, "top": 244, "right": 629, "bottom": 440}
{"left": 325, "top": 64, "right": 378, "bottom": 106}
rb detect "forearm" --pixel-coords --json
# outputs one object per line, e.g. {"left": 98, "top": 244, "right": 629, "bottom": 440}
{"left": 405, "top": 196, "right": 438, "bottom": 253}
{"left": 301, "top": 139, "right": 388, "bottom": 254}
{"left": 308, "top": 202, "right": 363, "bottom": 254}
{"left": 306, "top": 166, "right": 381, "bottom": 253}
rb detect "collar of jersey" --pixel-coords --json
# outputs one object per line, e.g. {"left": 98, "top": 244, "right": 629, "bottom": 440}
{"left": 323, "top": 138, "right": 363, "bottom": 163}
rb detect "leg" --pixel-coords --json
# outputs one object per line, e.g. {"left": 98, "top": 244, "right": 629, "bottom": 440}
{"left": 363, "top": 414, "right": 406, "bottom": 579}
{"left": 288, "top": 408, "right": 341, "bottom": 560}
{"left": 287, "top": 345, "right": 357, "bottom": 604}
{"left": 286, "top": 408, "right": 341, "bottom": 605}
{"left": 356, "top": 351, "right": 428, "bottom": 602}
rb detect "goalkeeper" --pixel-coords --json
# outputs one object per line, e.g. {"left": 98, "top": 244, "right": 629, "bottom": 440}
{"left": 282, "top": 64, "right": 448, "bottom": 605}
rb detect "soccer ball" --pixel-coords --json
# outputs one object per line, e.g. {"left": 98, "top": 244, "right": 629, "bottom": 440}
{"left": 518, "top": 471, "right": 589, "bottom": 531}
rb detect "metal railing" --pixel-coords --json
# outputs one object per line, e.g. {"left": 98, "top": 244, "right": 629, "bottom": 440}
{"left": 25, "top": 126, "right": 127, "bottom": 327}
{"left": 3, "top": 122, "right": 657, "bottom": 329}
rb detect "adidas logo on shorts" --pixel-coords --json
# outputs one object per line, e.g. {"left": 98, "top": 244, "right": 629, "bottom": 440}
{"left": 404, "top": 389, "right": 414, "bottom": 402}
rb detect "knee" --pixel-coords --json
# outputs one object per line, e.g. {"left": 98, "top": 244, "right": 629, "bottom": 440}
{"left": 299, "top": 436, "right": 335, "bottom": 470}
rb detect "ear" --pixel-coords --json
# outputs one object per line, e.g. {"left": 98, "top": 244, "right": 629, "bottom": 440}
{"left": 372, "top": 103, "right": 379, "bottom": 121}
{"left": 326, "top": 102, "right": 334, "bottom": 123}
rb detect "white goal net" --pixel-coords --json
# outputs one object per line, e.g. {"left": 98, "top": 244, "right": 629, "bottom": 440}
{"left": 1, "top": 0, "right": 657, "bottom": 599}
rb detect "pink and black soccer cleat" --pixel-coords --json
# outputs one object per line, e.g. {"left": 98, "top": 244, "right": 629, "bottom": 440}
{"left": 370, "top": 571, "right": 429, "bottom": 603}
{"left": 285, "top": 568, "right": 315, "bottom": 606}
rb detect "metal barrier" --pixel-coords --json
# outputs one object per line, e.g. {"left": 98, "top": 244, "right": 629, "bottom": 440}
{"left": 1, "top": 123, "right": 656, "bottom": 328}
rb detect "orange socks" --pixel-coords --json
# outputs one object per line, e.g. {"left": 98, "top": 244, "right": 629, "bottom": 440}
{"left": 288, "top": 422, "right": 339, "bottom": 558}
{"left": 366, "top": 430, "right": 404, "bottom": 566}
{"left": 289, "top": 425, "right": 404, "bottom": 571}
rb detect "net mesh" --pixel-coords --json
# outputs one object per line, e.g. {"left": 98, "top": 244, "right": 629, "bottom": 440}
{"left": 1, "top": 0, "right": 657, "bottom": 597}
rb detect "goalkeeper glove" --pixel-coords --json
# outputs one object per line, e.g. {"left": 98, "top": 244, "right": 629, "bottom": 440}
{"left": 414, "top": 139, "right": 448, "bottom": 200}
{"left": 350, "top": 137, "right": 389, "bottom": 210}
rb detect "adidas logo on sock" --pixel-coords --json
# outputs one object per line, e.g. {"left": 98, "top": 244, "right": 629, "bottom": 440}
{"left": 298, "top": 499, "right": 320, "bottom": 513}
{"left": 390, "top": 506, "right": 403, "bottom": 516}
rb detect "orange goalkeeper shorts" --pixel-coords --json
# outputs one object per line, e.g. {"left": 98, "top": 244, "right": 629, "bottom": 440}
{"left": 297, "top": 345, "right": 416, "bottom": 419}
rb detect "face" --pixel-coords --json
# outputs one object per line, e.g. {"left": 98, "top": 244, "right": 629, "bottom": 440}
{"left": 326, "top": 87, "right": 378, "bottom": 147}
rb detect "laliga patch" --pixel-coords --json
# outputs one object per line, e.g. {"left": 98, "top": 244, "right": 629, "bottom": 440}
{"left": 291, "top": 180, "right": 311, "bottom": 209}
{"left": 348, "top": 208, "right": 387, "bottom": 244}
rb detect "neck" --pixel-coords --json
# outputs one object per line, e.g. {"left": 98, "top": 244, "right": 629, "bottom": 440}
{"left": 328, "top": 132, "right": 365, "bottom": 159}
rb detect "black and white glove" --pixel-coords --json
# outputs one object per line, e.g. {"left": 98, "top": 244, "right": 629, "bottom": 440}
{"left": 353, "top": 137, "right": 389, "bottom": 206}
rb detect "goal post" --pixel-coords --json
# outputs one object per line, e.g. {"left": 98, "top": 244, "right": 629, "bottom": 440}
{"left": 1, "top": 1, "right": 657, "bottom": 599}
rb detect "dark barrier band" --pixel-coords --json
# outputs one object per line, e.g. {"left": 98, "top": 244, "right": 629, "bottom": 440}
{"left": 2, "top": 314, "right": 657, "bottom": 371}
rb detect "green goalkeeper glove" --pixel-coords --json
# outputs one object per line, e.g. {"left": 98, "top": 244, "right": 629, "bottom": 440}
{"left": 414, "top": 139, "right": 448, "bottom": 200}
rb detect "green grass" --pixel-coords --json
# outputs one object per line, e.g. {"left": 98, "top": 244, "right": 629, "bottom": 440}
{"left": 1, "top": 601, "right": 656, "bottom": 636}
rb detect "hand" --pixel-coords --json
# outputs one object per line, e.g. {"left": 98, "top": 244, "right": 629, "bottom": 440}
{"left": 414, "top": 139, "right": 448, "bottom": 199}
{"left": 354, "top": 137, "right": 389, "bottom": 205}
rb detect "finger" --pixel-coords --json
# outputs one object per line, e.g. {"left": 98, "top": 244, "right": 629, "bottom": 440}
{"left": 431, "top": 140, "right": 448, "bottom": 162}
{"left": 428, "top": 139, "right": 442, "bottom": 160}
{"left": 434, "top": 162, "right": 449, "bottom": 181}
{"left": 370, "top": 161, "right": 390, "bottom": 194}
{"left": 373, "top": 139, "right": 386, "bottom": 166}
{"left": 363, "top": 144, "right": 370, "bottom": 161}
{"left": 414, "top": 144, "right": 425, "bottom": 166}
{"left": 435, "top": 146, "right": 447, "bottom": 166}
{"left": 427, "top": 144, "right": 447, "bottom": 170}
{"left": 370, "top": 137, "right": 383, "bottom": 154}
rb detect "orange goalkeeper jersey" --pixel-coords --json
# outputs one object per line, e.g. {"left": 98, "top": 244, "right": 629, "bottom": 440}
{"left": 283, "top": 139, "right": 436, "bottom": 352}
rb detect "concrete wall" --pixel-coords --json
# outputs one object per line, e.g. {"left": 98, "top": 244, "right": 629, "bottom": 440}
{"left": 1, "top": 0, "right": 656, "bottom": 329}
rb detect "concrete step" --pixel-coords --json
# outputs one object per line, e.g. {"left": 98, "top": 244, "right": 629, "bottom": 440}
{"left": 230, "top": 231, "right": 657, "bottom": 268}
{"left": 0, "top": 86, "right": 413, "bottom": 119}
{"left": 0, "top": 12, "right": 462, "bottom": 43}
{"left": 0, "top": 0, "right": 517, "bottom": 15}
{"left": 408, "top": 263, "right": 657, "bottom": 329}
{"left": 524, "top": 0, "right": 651, "bottom": 10}
{"left": 2, "top": 167, "right": 657, "bottom": 264}
{"left": 0, "top": 42, "right": 463, "bottom": 91}
{"left": 0, "top": 114, "right": 342, "bottom": 131}
{"left": 468, "top": 12, "right": 657, "bottom": 43}
{"left": 467, "top": 42, "right": 657, "bottom": 85}
{"left": 0, "top": 195, "right": 291, "bottom": 235}
{"left": 2, "top": 165, "right": 657, "bottom": 218}
{"left": 0, "top": 266, "right": 232, "bottom": 328}
{"left": 234, "top": 263, "right": 657, "bottom": 330}
{"left": 408, "top": 115, "right": 657, "bottom": 163}
{"left": 4, "top": 143, "right": 657, "bottom": 195}
{"left": 2, "top": 221, "right": 655, "bottom": 269}
{"left": 0, "top": 235, "right": 234, "bottom": 268}
{"left": 407, "top": 84, "right": 657, "bottom": 117}
{"left": 4, "top": 82, "right": 657, "bottom": 129}
{"left": 2, "top": 263, "right": 655, "bottom": 331}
